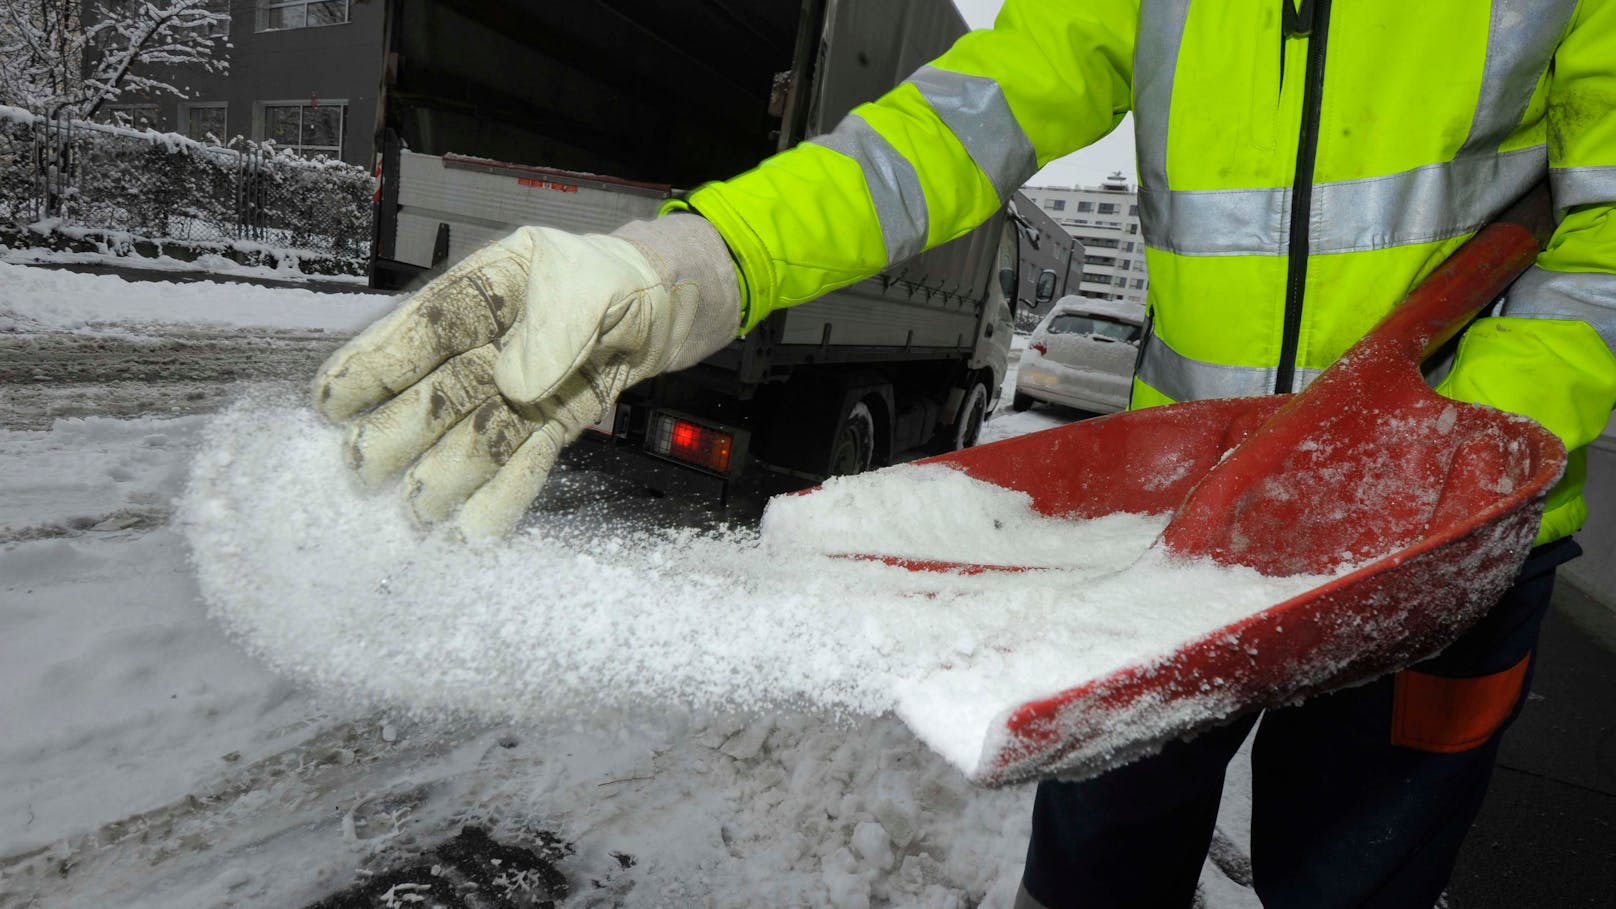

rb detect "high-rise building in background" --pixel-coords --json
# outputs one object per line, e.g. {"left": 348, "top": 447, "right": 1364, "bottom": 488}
{"left": 1019, "top": 173, "right": 1148, "bottom": 306}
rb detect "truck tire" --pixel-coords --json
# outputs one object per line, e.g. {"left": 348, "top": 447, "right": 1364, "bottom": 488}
{"left": 953, "top": 382, "right": 989, "bottom": 450}
{"left": 828, "top": 402, "right": 876, "bottom": 476}
{"left": 1011, "top": 391, "right": 1035, "bottom": 412}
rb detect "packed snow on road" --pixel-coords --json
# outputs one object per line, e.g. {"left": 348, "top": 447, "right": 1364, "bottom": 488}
{"left": 2, "top": 263, "right": 1277, "bottom": 908}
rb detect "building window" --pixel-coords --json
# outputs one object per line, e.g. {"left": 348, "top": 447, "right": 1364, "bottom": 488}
{"left": 1117, "top": 260, "right": 1129, "bottom": 271}
{"left": 1122, "top": 241, "right": 1134, "bottom": 252}
{"left": 260, "top": 101, "right": 347, "bottom": 157}
{"left": 1114, "top": 275, "right": 1129, "bottom": 286}
{"left": 182, "top": 103, "right": 227, "bottom": 142}
{"left": 258, "top": 0, "right": 350, "bottom": 31}
{"left": 1133, "top": 278, "right": 1147, "bottom": 289}
{"left": 1128, "top": 204, "right": 1140, "bottom": 217}
{"left": 1086, "top": 255, "right": 1117, "bottom": 267}
{"left": 1077, "top": 201, "right": 1094, "bottom": 212}
{"left": 1097, "top": 202, "right": 1120, "bottom": 214}
{"left": 100, "top": 103, "right": 160, "bottom": 129}
{"left": 1081, "top": 272, "right": 1110, "bottom": 285}
{"left": 1127, "top": 224, "right": 1139, "bottom": 234}
{"left": 205, "top": 0, "right": 231, "bottom": 36}
{"left": 1043, "top": 198, "right": 1066, "bottom": 211}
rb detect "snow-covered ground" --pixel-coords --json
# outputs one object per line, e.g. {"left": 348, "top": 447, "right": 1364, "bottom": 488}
{"left": 0, "top": 261, "right": 388, "bottom": 336}
{"left": 0, "top": 267, "right": 1262, "bottom": 908}
{"left": 0, "top": 246, "right": 373, "bottom": 288}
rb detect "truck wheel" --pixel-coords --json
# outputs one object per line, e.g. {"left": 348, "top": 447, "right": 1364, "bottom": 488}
{"left": 953, "top": 382, "right": 989, "bottom": 450}
{"left": 1012, "top": 391, "right": 1034, "bottom": 412}
{"left": 828, "top": 402, "right": 876, "bottom": 476}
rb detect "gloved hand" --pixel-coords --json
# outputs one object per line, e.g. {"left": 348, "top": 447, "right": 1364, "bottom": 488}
{"left": 312, "top": 214, "right": 742, "bottom": 538}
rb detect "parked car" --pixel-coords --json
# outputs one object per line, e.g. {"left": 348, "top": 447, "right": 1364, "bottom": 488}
{"left": 1013, "top": 296, "right": 1146, "bottom": 414}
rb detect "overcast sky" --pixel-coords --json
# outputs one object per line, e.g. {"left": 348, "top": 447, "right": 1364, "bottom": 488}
{"left": 949, "top": 0, "right": 1137, "bottom": 188}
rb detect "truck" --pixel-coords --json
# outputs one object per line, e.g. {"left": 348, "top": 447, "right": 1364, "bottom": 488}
{"left": 366, "top": 0, "right": 1068, "bottom": 504}
{"left": 1008, "top": 197, "right": 1086, "bottom": 331}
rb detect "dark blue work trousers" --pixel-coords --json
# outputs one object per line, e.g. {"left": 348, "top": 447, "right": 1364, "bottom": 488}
{"left": 1017, "top": 539, "right": 1580, "bottom": 909}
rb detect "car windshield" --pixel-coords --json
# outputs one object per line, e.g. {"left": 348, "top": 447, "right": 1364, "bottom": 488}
{"left": 1046, "top": 313, "right": 1141, "bottom": 343}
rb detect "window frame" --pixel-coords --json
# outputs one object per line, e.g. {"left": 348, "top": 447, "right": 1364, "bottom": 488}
{"left": 255, "top": 99, "right": 349, "bottom": 158}
{"left": 204, "top": 0, "right": 231, "bottom": 37}
{"left": 180, "top": 101, "right": 229, "bottom": 143}
{"left": 256, "top": 0, "right": 351, "bottom": 32}
{"left": 100, "top": 103, "right": 161, "bottom": 129}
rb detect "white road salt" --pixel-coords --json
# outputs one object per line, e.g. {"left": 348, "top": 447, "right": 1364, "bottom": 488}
{"left": 181, "top": 395, "right": 1328, "bottom": 779}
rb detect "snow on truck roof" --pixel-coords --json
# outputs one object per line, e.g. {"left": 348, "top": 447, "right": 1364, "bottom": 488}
{"left": 1051, "top": 295, "right": 1146, "bottom": 324}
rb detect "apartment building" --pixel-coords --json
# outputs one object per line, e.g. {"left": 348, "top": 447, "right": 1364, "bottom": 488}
{"left": 108, "top": 0, "right": 385, "bottom": 165}
{"left": 1019, "top": 173, "right": 1148, "bottom": 307}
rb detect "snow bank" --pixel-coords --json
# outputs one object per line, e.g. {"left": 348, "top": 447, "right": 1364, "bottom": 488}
{"left": 182, "top": 396, "right": 1326, "bottom": 780}
{"left": 0, "top": 245, "right": 370, "bottom": 285}
{"left": 0, "top": 261, "right": 395, "bottom": 334}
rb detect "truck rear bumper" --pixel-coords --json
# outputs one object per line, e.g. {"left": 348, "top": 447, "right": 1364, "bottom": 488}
{"left": 563, "top": 434, "right": 733, "bottom": 502}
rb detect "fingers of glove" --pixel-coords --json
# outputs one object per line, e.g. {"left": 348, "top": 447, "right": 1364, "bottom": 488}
{"left": 452, "top": 421, "right": 570, "bottom": 540}
{"left": 454, "top": 373, "right": 615, "bottom": 539}
{"left": 342, "top": 343, "right": 500, "bottom": 487}
{"left": 314, "top": 241, "right": 529, "bottom": 421}
{"left": 402, "top": 396, "right": 538, "bottom": 526}
{"left": 492, "top": 232, "right": 659, "bottom": 405}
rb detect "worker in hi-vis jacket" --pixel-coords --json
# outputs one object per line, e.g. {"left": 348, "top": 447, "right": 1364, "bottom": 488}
{"left": 314, "top": 2, "right": 1616, "bottom": 906}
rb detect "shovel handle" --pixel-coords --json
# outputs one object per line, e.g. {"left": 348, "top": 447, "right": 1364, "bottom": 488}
{"left": 1372, "top": 181, "right": 1554, "bottom": 363}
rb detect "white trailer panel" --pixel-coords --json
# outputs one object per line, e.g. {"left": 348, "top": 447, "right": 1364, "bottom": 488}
{"left": 394, "top": 152, "right": 669, "bottom": 268}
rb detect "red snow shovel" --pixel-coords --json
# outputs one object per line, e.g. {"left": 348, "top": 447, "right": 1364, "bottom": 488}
{"left": 868, "top": 183, "right": 1566, "bottom": 785}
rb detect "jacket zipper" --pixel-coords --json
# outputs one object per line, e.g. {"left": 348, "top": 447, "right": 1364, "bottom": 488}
{"left": 1276, "top": 0, "right": 1331, "bottom": 394}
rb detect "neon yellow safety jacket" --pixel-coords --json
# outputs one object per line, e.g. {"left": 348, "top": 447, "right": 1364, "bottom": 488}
{"left": 667, "top": 0, "right": 1616, "bottom": 544}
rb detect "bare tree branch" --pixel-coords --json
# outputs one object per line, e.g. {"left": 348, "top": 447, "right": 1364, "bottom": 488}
{"left": 0, "top": 0, "right": 228, "bottom": 121}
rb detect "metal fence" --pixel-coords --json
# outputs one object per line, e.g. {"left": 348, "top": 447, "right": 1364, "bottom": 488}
{"left": 0, "top": 107, "right": 372, "bottom": 260}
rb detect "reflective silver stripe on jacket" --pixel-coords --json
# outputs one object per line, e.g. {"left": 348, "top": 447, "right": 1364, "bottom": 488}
{"left": 1131, "top": 0, "right": 1191, "bottom": 201}
{"left": 1146, "top": 146, "right": 1546, "bottom": 257}
{"left": 1552, "top": 166, "right": 1616, "bottom": 210}
{"left": 906, "top": 65, "right": 1038, "bottom": 201}
{"left": 1137, "top": 333, "right": 1323, "bottom": 402}
{"left": 809, "top": 114, "right": 930, "bottom": 264}
{"left": 1458, "top": 0, "right": 1575, "bottom": 155}
{"left": 1502, "top": 266, "right": 1616, "bottom": 351}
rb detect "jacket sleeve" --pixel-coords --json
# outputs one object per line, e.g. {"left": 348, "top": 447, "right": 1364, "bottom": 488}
{"left": 664, "top": 0, "right": 1140, "bottom": 332}
{"left": 1436, "top": 0, "right": 1616, "bottom": 542}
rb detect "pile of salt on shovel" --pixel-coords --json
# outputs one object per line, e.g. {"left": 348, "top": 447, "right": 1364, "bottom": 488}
{"left": 779, "top": 184, "right": 1566, "bottom": 786}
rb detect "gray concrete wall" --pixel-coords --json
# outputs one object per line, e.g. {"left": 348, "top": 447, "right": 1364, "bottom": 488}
{"left": 155, "top": 0, "right": 387, "bottom": 165}
{"left": 1563, "top": 415, "right": 1616, "bottom": 611}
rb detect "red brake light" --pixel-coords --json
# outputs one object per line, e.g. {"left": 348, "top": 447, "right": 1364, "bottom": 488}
{"left": 649, "top": 414, "right": 734, "bottom": 473}
{"left": 1030, "top": 341, "right": 1047, "bottom": 355}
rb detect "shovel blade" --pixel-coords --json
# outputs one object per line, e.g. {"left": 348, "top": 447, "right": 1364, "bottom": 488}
{"left": 904, "top": 395, "right": 1562, "bottom": 786}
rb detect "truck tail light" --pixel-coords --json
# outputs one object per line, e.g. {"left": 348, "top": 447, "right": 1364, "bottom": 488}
{"left": 648, "top": 413, "right": 733, "bottom": 474}
{"left": 1030, "top": 341, "right": 1047, "bottom": 355}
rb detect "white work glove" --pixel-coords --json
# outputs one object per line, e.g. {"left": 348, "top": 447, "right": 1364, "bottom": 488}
{"left": 312, "top": 214, "right": 742, "bottom": 538}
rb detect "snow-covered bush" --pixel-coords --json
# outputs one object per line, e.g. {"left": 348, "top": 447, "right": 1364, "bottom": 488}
{"left": 0, "top": 107, "right": 31, "bottom": 221}
{"left": 0, "top": 105, "right": 373, "bottom": 265}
